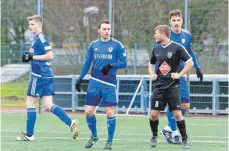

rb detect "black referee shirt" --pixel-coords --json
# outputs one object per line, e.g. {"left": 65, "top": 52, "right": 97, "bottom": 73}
{"left": 150, "top": 41, "right": 192, "bottom": 89}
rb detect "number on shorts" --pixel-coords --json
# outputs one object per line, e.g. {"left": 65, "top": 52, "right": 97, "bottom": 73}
{"left": 155, "top": 101, "right": 159, "bottom": 107}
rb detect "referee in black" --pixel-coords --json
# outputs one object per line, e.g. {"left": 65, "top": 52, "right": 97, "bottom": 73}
{"left": 148, "top": 25, "right": 193, "bottom": 149}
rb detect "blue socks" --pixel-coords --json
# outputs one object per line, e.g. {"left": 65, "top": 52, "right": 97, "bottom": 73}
{"left": 107, "top": 116, "right": 116, "bottom": 143}
{"left": 26, "top": 108, "right": 36, "bottom": 136}
{"left": 167, "top": 108, "right": 177, "bottom": 131}
{"left": 51, "top": 105, "right": 72, "bottom": 126}
{"left": 86, "top": 115, "right": 97, "bottom": 137}
{"left": 167, "top": 107, "right": 186, "bottom": 131}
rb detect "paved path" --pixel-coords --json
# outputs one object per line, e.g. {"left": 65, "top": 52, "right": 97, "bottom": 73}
{"left": 1, "top": 64, "right": 30, "bottom": 83}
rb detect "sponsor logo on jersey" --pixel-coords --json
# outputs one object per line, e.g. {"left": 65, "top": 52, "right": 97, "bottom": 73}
{"left": 182, "top": 38, "right": 185, "bottom": 44}
{"left": 108, "top": 47, "right": 113, "bottom": 52}
{"left": 94, "top": 54, "right": 112, "bottom": 59}
{"left": 167, "top": 52, "right": 172, "bottom": 58}
{"left": 159, "top": 61, "right": 171, "bottom": 75}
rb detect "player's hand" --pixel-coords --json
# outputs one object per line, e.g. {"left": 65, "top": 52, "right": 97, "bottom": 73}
{"left": 196, "top": 68, "right": 203, "bottom": 82}
{"left": 22, "top": 52, "right": 33, "bottom": 62}
{"left": 75, "top": 79, "right": 82, "bottom": 92}
{"left": 102, "top": 64, "right": 113, "bottom": 75}
{"left": 171, "top": 73, "right": 181, "bottom": 79}
{"left": 150, "top": 74, "right": 157, "bottom": 81}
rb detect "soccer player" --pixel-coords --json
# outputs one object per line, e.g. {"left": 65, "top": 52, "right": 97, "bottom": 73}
{"left": 148, "top": 25, "right": 193, "bottom": 149}
{"left": 160, "top": 10, "right": 203, "bottom": 144}
{"left": 75, "top": 20, "right": 127, "bottom": 150}
{"left": 16, "top": 15, "right": 79, "bottom": 141}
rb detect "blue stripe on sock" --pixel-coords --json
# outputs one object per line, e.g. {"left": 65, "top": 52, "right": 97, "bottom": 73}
{"left": 51, "top": 105, "right": 71, "bottom": 126}
{"left": 107, "top": 116, "right": 116, "bottom": 143}
{"left": 26, "top": 108, "right": 36, "bottom": 136}
{"left": 167, "top": 108, "right": 177, "bottom": 131}
{"left": 86, "top": 115, "right": 97, "bottom": 137}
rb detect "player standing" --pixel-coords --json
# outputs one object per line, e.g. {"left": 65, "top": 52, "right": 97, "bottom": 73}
{"left": 160, "top": 10, "right": 203, "bottom": 144}
{"left": 75, "top": 20, "right": 127, "bottom": 150}
{"left": 16, "top": 15, "right": 79, "bottom": 141}
{"left": 148, "top": 25, "right": 193, "bottom": 149}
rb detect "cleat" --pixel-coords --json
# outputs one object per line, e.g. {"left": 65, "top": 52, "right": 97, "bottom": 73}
{"left": 104, "top": 141, "right": 112, "bottom": 150}
{"left": 150, "top": 136, "right": 158, "bottom": 147}
{"left": 182, "top": 140, "right": 191, "bottom": 149}
{"left": 173, "top": 135, "right": 182, "bottom": 144}
{"left": 160, "top": 129, "right": 173, "bottom": 144}
{"left": 85, "top": 136, "right": 99, "bottom": 148}
{"left": 182, "top": 135, "right": 191, "bottom": 149}
{"left": 70, "top": 120, "right": 79, "bottom": 139}
{"left": 16, "top": 132, "right": 35, "bottom": 141}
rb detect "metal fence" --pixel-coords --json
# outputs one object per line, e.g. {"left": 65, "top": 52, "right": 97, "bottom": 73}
{"left": 52, "top": 74, "right": 228, "bottom": 115}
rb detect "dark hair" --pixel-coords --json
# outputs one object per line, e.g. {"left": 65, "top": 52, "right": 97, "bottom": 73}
{"left": 154, "top": 25, "right": 170, "bottom": 38}
{"left": 169, "top": 10, "right": 182, "bottom": 19}
{"left": 98, "top": 20, "right": 110, "bottom": 29}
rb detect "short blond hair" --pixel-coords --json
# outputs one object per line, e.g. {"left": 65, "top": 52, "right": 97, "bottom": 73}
{"left": 27, "top": 15, "right": 43, "bottom": 24}
{"left": 154, "top": 25, "right": 170, "bottom": 38}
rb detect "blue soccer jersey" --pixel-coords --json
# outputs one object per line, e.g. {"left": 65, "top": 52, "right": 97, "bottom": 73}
{"left": 79, "top": 38, "right": 127, "bottom": 87}
{"left": 170, "top": 29, "right": 199, "bottom": 72}
{"left": 29, "top": 32, "right": 54, "bottom": 78}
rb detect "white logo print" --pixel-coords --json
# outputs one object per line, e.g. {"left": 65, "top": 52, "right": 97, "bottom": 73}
{"left": 182, "top": 38, "right": 185, "bottom": 44}
{"left": 156, "top": 54, "right": 160, "bottom": 57}
{"left": 108, "top": 47, "right": 113, "bottom": 52}
{"left": 94, "top": 48, "right": 98, "bottom": 51}
{"left": 167, "top": 52, "right": 172, "bottom": 58}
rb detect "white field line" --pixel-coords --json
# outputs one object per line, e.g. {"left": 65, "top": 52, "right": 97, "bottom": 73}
{"left": 1, "top": 130, "right": 228, "bottom": 139}
{"left": 1, "top": 135, "right": 228, "bottom": 144}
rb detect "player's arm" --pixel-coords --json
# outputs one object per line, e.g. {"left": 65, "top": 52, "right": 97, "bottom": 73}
{"left": 33, "top": 51, "right": 53, "bottom": 61}
{"left": 112, "top": 43, "right": 127, "bottom": 69}
{"left": 75, "top": 45, "right": 93, "bottom": 92}
{"left": 172, "top": 46, "right": 193, "bottom": 79}
{"left": 188, "top": 34, "right": 203, "bottom": 81}
{"left": 148, "top": 49, "right": 157, "bottom": 80}
{"left": 78, "top": 46, "right": 93, "bottom": 80}
{"left": 187, "top": 35, "right": 200, "bottom": 69}
{"left": 22, "top": 37, "right": 53, "bottom": 62}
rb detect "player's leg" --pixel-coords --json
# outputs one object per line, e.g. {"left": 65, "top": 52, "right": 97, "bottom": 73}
{"left": 180, "top": 77, "right": 190, "bottom": 115}
{"left": 84, "top": 85, "right": 100, "bottom": 148}
{"left": 16, "top": 76, "right": 39, "bottom": 141}
{"left": 102, "top": 86, "right": 117, "bottom": 150}
{"left": 149, "top": 88, "right": 166, "bottom": 147}
{"left": 168, "top": 87, "right": 190, "bottom": 149}
{"left": 42, "top": 78, "right": 79, "bottom": 139}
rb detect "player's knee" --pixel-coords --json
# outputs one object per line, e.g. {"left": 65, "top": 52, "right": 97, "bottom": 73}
{"left": 150, "top": 113, "right": 159, "bottom": 120}
{"left": 173, "top": 113, "right": 183, "bottom": 121}
{"left": 85, "top": 110, "right": 94, "bottom": 117}
{"left": 181, "top": 103, "right": 190, "bottom": 111}
{"left": 26, "top": 98, "right": 36, "bottom": 108}
{"left": 106, "top": 110, "right": 115, "bottom": 117}
{"left": 43, "top": 102, "right": 54, "bottom": 111}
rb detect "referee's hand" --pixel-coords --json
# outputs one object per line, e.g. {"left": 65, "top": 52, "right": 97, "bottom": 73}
{"left": 171, "top": 73, "right": 181, "bottom": 79}
{"left": 150, "top": 74, "right": 157, "bottom": 81}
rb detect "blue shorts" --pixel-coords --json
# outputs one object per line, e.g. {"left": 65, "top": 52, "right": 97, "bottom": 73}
{"left": 27, "top": 75, "right": 55, "bottom": 97}
{"left": 85, "top": 82, "right": 117, "bottom": 107}
{"left": 180, "top": 77, "right": 190, "bottom": 103}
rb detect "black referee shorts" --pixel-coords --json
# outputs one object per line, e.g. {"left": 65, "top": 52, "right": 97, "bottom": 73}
{"left": 151, "top": 87, "right": 182, "bottom": 111}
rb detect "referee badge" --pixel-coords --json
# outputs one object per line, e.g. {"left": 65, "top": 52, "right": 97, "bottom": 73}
{"left": 167, "top": 52, "right": 172, "bottom": 58}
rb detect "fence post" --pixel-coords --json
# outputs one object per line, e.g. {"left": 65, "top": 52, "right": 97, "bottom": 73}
{"left": 72, "top": 76, "right": 76, "bottom": 112}
{"left": 212, "top": 80, "right": 220, "bottom": 115}
{"left": 133, "top": 42, "right": 137, "bottom": 75}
